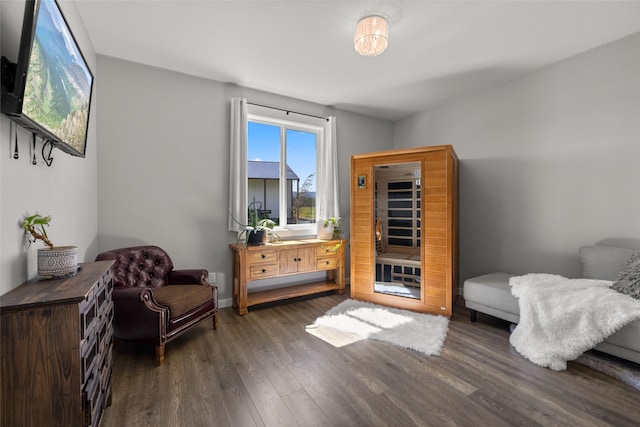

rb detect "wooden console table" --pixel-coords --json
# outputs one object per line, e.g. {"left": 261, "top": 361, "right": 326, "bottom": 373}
{"left": 230, "top": 239, "right": 346, "bottom": 315}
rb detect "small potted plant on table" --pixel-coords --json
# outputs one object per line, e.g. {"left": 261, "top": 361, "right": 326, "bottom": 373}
{"left": 234, "top": 199, "right": 279, "bottom": 246}
{"left": 21, "top": 213, "right": 78, "bottom": 279}
{"left": 317, "top": 217, "right": 341, "bottom": 240}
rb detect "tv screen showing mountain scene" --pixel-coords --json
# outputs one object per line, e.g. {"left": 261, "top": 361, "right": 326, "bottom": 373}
{"left": 23, "top": 0, "right": 93, "bottom": 155}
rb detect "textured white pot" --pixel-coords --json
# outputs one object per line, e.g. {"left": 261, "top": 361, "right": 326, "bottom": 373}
{"left": 37, "top": 246, "right": 78, "bottom": 279}
{"left": 317, "top": 221, "right": 335, "bottom": 240}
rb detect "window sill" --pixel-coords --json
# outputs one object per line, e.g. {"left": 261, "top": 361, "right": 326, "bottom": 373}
{"left": 272, "top": 226, "right": 317, "bottom": 241}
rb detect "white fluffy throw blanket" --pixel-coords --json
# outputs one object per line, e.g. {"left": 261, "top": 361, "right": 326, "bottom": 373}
{"left": 509, "top": 273, "right": 640, "bottom": 371}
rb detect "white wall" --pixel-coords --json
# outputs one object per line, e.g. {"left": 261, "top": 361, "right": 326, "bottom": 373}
{"left": 96, "top": 56, "right": 394, "bottom": 305}
{"left": 0, "top": 0, "right": 98, "bottom": 293}
{"left": 394, "top": 33, "right": 640, "bottom": 283}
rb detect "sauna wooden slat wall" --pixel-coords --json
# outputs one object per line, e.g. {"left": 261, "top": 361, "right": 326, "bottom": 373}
{"left": 350, "top": 145, "right": 459, "bottom": 316}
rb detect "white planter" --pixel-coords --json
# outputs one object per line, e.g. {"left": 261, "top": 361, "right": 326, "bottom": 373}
{"left": 317, "top": 221, "right": 335, "bottom": 240}
{"left": 38, "top": 246, "right": 78, "bottom": 279}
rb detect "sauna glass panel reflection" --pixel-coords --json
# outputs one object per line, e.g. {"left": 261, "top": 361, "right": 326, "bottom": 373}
{"left": 373, "top": 162, "right": 422, "bottom": 299}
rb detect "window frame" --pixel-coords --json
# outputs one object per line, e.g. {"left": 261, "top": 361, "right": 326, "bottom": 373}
{"left": 247, "top": 111, "right": 324, "bottom": 239}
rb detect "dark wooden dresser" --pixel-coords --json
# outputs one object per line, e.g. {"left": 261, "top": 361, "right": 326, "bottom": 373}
{"left": 1, "top": 261, "right": 114, "bottom": 427}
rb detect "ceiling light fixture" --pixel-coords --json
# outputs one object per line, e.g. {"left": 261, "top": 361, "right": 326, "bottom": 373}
{"left": 354, "top": 14, "right": 389, "bottom": 57}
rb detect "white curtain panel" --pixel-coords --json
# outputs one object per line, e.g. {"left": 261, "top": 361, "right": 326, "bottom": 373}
{"left": 228, "top": 98, "right": 248, "bottom": 232}
{"left": 317, "top": 116, "right": 340, "bottom": 220}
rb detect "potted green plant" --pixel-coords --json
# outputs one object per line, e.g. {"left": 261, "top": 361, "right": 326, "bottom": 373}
{"left": 21, "top": 213, "right": 78, "bottom": 279}
{"left": 317, "top": 217, "right": 341, "bottom": 240}
{"left": 233, "top": 199, "right": 279, "bottom": 246}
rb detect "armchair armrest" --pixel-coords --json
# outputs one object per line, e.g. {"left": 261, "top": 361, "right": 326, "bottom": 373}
{"left": 113, "top": 286, "right": 171, "bottom": 311}
{"left": 113, "top": 286, "right": 152, "bottom": 301}
{"left": 168, "top": 269, "right": 209, "bottom": 285}
{"left": 112, "top": 287, "right": 167, "bottom": 346}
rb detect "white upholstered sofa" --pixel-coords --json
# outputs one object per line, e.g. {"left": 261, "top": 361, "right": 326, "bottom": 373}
{"left": 463, "top": 245, "right": 640, "bottom": 365}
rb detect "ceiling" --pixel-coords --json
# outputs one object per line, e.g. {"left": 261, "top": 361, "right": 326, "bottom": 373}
{"left": 75, "top": 1, "right": 640, "bottom": 121}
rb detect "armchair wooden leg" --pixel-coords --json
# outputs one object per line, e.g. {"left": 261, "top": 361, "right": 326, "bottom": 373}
{"left": 156, "top": 344, "right": 165, "bottom": 364}
{"left": 213, "top": 312, "right": 218, "bottom": 330}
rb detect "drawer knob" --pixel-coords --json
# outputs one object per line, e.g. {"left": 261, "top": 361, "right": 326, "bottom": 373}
{"left": 261, "top": 254, "right": 266, "bottom": 259}
{"left": 326, "top": 261, "right": 330, "bottom": 265}
{"left": 261, "top": 269, "right": 266, "bottom": 273}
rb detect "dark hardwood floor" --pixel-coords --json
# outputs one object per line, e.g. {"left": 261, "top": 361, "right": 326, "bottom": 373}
{"left": 101, "top": 293, "right": 640, "bottom": 426}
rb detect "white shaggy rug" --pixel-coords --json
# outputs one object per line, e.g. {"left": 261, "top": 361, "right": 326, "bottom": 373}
{"left": 509, "top": 273, "right": 640, "bottom": 371}
{"left": 306, "top": 299, "right": 449, "bottom": 356}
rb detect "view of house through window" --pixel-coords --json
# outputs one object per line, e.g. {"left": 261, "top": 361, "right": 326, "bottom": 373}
{"left": 247, "top": 120, "right": 317, "bottom": 228}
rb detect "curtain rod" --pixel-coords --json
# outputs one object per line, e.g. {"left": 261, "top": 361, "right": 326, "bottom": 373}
{"left": 247, "top": 102, "right": 329, "bottom": 122}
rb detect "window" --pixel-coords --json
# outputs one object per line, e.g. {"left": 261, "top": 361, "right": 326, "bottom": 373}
{"left": 247, "top": 118, "right": 320, "bottom": 230}
{"left": 229, "top": 98, "right": 340, "bottom": 239}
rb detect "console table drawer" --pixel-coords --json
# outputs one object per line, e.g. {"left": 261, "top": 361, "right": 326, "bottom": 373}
{"left": 318, "top": 245, "right": 340, "bottom": 257}
{"left": 316, "top": 257, "right": 338, "bottom": 270}
{"left": 248, "top": 250, "right": 278, "bottom": 264}
{"left": 250, "top": 264, "right": 278, "bottom": 279}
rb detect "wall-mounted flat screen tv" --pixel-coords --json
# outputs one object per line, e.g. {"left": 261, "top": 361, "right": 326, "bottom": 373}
{"left": 1, "top": 0, "right": 93, "bottom": 157}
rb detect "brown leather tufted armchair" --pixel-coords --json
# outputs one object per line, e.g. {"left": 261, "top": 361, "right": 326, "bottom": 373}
{"left": 95, "top": 245, "right": 218, "bottom": 364}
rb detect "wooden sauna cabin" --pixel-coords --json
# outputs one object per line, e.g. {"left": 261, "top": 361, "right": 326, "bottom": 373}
{"left": 350, "top": 145, "right": 459, "bottom": 316}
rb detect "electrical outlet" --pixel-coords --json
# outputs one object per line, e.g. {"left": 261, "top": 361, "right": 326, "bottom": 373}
{"left": 216, "top": 272, "right": 225, "bottom": 293}
{"left": 208, "top": 271, "right": 217, "bottom": 284}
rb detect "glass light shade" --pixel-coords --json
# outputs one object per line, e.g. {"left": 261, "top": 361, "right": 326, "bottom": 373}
{"left": 354, "top": 14, "right": 389, "bottom": 57}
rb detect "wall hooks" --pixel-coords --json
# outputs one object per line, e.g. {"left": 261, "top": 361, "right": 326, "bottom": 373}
{"left": 7, "top": 121, "right": 55, "bottom": 166}
{"left": 32, "top": 133, "right": 37, "bottom": 165}
{"left": 42, "top": 140, "right": 54, "bottom": 167}
{"left": 12, "top": 121, "right": 19, "bottom": 159}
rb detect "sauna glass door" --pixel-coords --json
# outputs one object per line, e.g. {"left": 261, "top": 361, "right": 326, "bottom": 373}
{"left": 374, "top": 162, "right": 422, "bottom": 299}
